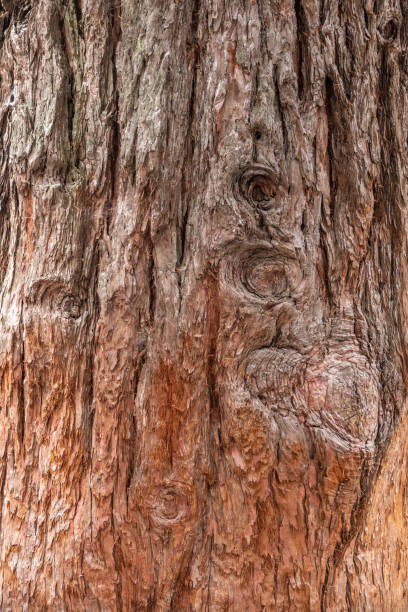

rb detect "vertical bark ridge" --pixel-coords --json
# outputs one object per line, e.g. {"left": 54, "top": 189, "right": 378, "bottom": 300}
{"left": 0, "top": 0, "right": 407, "bottom": 610}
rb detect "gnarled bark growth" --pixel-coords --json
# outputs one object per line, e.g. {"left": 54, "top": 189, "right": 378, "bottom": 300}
{"left": 0, "top": 0, "right": 407, "bottom": 610}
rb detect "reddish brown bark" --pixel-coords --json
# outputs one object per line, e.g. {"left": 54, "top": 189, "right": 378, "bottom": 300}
{"left": 0, "top": 0, "right": 408, "bottom": 610}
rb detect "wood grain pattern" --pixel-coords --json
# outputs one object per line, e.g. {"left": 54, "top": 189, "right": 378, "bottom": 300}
{"left": 0, "top": 0, "right": 407, "bottom": 609}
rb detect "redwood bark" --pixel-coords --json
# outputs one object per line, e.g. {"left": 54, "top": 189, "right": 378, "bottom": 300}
{"left": 0, "top": 0, "right": 407, "bottom": 610}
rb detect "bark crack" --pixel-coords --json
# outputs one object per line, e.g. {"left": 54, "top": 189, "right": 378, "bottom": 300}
{"left": 105, "top": 0, "right": 122, "bottom": 236}
{"left": 274, "top": 68, "right": 289, "bottom": 158}
{"left": 204, "top": 531, "right": 214, "bottom": 611}
{"left": 294, "top": 0, "right": 304, "bottom": 100}
{"left": 148, "top": 235, "right": 156, "bottom": 326}
{"left": 256, "top": 0, "right": 268, "bottom": 58}
{"left": 0, "top": 431, "right": 9, "bottom": 541}
{"left": 72, "top": 0, "right": 82, "bottom": 39}
{"left": 177, "top": 0, "right": 200, "bottom": 287}
{"left": 18, "top": 303, "right": 25, "bottom": 447}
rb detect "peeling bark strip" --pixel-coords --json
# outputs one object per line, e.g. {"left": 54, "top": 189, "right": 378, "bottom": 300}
{"left": 0, "top": 0, "right": 407, "bottom": 610}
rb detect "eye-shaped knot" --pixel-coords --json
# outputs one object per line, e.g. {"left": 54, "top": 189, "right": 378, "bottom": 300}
{"left": 26, "top": 277, "right": 83, "bottom": 320}
{"left": 382, "top": 19, "right": 398, "bottom": 41}
{"left": 237, "top": 164, "right": 278, "bottom": 210}
{"left": 221, "top": 245, "right": 303, "bottom": 305}
{"left": 146, "top": 481, "right": 194, "bottom": 527}
{"left": 60, "top": 295, "right": 82, "bottom": 319}
{"left": 378, "top": 15, "right": 400, "bottom": 44}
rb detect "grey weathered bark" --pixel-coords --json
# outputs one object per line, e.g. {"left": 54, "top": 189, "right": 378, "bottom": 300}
{"left": 0, "top": 0, "right": 408, "bottom": 610}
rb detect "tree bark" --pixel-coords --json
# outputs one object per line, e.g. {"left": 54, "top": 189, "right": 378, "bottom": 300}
{"left": 0, "top": 0, "right": 407, "bottom": 610}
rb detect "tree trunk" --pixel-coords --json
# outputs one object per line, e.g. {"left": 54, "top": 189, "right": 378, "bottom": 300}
{"left": 0, "top": 0, "right": 407, "bottom": 610}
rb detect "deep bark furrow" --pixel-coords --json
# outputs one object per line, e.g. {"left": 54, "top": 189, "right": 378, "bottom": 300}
{"left": 0, "top": 0, "right": 407, "bottom": 610}
{"left": 105, "top": 0, "right": 121, "bottom": 236}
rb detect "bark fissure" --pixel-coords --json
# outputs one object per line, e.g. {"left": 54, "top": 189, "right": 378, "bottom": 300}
{"left": 0, "top": 433, "right": 9, "bottom": 541}
{"left": 60, "top": 12, "right": 75, "bottom": 164}
{"left": 294, "top": 0, "right": 305, "bottom": 100}
{"left": 18, "top": 305, "right": 25, "bottom": 446}
{"left": 72, "top": 0, "right": 82, "bottom": 39}
{"left": 105, "top": 0, "right": 121, "bottom": 236}
{"left": 0, "top": 0, "right": 407, "bottom": 609}
{"left": 148, "top": 236, "right": 156, "bottom": 326}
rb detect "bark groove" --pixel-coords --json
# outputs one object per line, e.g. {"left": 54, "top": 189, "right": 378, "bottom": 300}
{"left": 0, "top": 0, "right": 407, "bottom": 610}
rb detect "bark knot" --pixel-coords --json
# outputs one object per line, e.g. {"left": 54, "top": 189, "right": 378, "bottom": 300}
{"left": 236, "top": 163, "right": 279, "bottom": 211}
{"left": 145, "top": 481, "right": 194, "bottom": 528}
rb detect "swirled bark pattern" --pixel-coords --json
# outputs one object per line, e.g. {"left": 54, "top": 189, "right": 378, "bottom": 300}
{"left": 0, "top": 0, "right": 407, "bottom": 610}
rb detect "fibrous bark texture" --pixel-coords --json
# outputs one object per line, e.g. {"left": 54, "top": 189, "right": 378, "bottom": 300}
{"left": 0, "top": 0, "right": 408, "bottom": 610}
